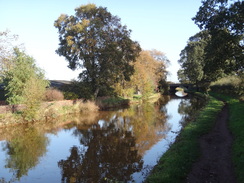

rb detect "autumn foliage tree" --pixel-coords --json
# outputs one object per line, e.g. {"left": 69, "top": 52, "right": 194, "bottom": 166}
{"left": 54, "top": 4, "right": 141, "bottom": 98}
{"left": 114, "top": 50, "right": 168, "bottom": 98}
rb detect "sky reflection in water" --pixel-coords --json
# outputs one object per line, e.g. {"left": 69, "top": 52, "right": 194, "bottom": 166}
{"left": 0, "top": 96, "right": 205, "bottom": 183}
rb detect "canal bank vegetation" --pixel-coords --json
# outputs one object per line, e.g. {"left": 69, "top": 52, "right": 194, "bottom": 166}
{"left": 210, "top": 93, "right": 244, "bottom": 183}
{"left": 169, "top": 2, "right": 243, "bottom": 180}
{"left": 0, "top": 99, "right": 99, "bottom": 125}
{"left": 0, "top": 28, "right": 168, "bottom": 124}
{"left": 146, "top": 94, "right": 224, "bottom": 182}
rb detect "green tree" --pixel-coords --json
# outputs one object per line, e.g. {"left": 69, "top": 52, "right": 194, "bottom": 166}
{"left": 193, "top": 0, "right": 243, "bottom": 76}
{"left": 178, "top": 31, "right": 210, "bottom": 88}
{"left": 0, "top": 30, "right": 19, "bottom": 82}
{"left": 54, "top": 4, "right": 141, "bottom": 98}
{"left": 3, "top": 48, "right": 49, "bottom": 119}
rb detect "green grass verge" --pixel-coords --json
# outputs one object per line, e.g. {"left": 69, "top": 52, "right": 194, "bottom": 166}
{"left": 210, "top": 93, "right": 244, "bottom": 183}
{"left": 145, "top": 95, "right": 224, "bottom": 183}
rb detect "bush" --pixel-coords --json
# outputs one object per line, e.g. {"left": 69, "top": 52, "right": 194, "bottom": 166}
{"left": 44, "top": 88, "right": 64, "bottom": 101}
{"left": 210, "top": 75, "right": 243, "bottom": 96}
{"left": 78, "top": 100, "right": 99, "bottom": 112}
{"left": 63, "top": 91, "right": 79, "bottom": 100}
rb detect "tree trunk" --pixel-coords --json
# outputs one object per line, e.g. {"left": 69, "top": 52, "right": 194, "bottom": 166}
{"left": 94, "top": 88, "right": 99, "bottom": 100}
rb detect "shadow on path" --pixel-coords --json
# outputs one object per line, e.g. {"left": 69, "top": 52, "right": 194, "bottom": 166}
{"left": 187, "top": 104, "right": 236, "bottom": 183}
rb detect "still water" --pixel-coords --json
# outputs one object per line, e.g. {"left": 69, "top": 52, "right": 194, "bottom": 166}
{"left": 0, "top": 96, "right": 205, "bottom": 183}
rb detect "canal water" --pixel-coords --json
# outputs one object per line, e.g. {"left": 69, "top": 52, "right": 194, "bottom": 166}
{"left": 0, "top": 95, "right": 205, "bottom": 183}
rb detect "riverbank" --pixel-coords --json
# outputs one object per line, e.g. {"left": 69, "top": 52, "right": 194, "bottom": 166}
{"left": 146, "top": 93, "right": 244, "bottom": 182}
{"left": 145, "top": 93, "right": 225, "bottom": 182}
{"left": 210, "top": 93, "right": 244, "bottom": 183}
{"left": 0, "top": 93, "right": 161, "bottom": 126}
{"left": 0, "top": 99, "right": 99, "bottom": 126}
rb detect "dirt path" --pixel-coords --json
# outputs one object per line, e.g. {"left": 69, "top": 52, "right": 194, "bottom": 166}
{"left": 187, "top": 104, "right": 236, "bottom": 183}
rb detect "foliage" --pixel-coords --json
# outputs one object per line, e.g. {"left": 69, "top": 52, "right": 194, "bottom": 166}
{"left": 193, "top": 0, "right": 243, "bottom": 76}
{"left": 61, "top": 80, "right": 94, "bottom": 99}
{"left": 54, "top": 4, "right": 141, "bottom": 98}
{"left": 114, "top": 50, "right": 168, "bottom": 98}
{"left": 2, "top": 48, "right": 49, "bottom": 121}
{"left": 3, "top": 48, "right": 49, "bottom": 105}
{"left": 0, "top": 30, "right": 19, "bottom": 81}
{"left": 22, "top": 77, "right": 49, "bottom": 121}
{"left": 178, "top": 31, "right": 210, "bottom": 86}
{"left": 63, "top": 91, "right": 79, "bottom": 100}
{"left": 158, "top": 79, "right": 170, "bottom": 94}
{"left": 44, "top": 88, "right": 64, "bottom": 101}
{"left": 210, "top": 75, "right": 244, "bottom": 97}
{"left": 179, "top": 0, "right": 243, "bottom": 91}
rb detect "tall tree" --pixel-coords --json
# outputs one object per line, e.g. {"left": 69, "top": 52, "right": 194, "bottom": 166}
{"left": 193, "top": 0, "right": 244, "bottom": 76}
{"left": 54, "top": 4, "right": 141, "bottom": 98}
{"left": 3, "top": 48, "right": 49, "bottom": 120}
{"left": 178, "top": 31, "right": 210, "bottom": 87}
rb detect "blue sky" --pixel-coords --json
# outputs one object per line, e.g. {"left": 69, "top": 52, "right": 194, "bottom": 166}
{"left": 0, "top": 0, "right": 202, "bottom": 82}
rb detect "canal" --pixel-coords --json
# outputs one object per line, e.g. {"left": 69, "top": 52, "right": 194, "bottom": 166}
{"left": 0, "top": 95, "right": 205, "bottom": 183}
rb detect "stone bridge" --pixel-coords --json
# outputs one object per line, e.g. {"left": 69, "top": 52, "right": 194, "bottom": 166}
{"left": 169, "top": 83, "right": 193, "bottom": 93}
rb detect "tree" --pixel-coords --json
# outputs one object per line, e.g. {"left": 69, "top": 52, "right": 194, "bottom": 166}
{"left": 3, "top": 48, "right": 49, "bottom": 119}
{"left": 178, "top": 31, "right": 210, "bottom": 87}
{"left": 54, "top": 4, "right": 141, "bottom": 98}
{"left": 193, "top": 0, "right": 244, "bottom": 76}
{"left": 114, "top": 50, "right": 168, "bottom": 97}
{"left": 0, "top": 30, "right": 19, "bottom": 81}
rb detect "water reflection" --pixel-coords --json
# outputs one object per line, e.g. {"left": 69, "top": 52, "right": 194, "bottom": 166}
{"left": 0, "top": 126, "right": 49, "bottom": 181}
{"left": 178, "top": 96, "right": 207, "bottom": 126}
{"left": 0, "top": 95, "right": 206, "bottom": 182}
{"left": 58, "top": 98, "right": 171, "bottom": 182}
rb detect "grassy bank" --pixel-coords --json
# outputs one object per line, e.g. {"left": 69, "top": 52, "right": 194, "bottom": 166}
{"left": 210, "top": 93, "right": 244, "bottom": 183}
{"left": 146, "top": 94, "right": 224, "bottom": 182}
{"left": 0, "top": 100, "right": 99, "bottom": 125}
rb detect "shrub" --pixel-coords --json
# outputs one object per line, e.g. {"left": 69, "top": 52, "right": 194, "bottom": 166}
{"left": 78, "top": 100, "right": 99, "bottom": 112}
{"left": 63, "top": 91, "right": 79, "bottom": 100}
{"left": 210, "top": 75, "right": 243, "bottom": 96}
{"left": 22, "top": 77, "right": 48, "bottom": 121}
{"left": 44, "top": 88, "right": 64, "bottom": 101}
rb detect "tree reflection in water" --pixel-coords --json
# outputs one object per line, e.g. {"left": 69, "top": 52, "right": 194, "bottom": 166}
{"left": 58, "top": 96, "right": 171, "bottom": 182}
{"left": 58, "top": 127, "right": 143, "bottom": 182}
{"left": 2, "top": 127, "right": 49, "bottom": 180}
{"left": 178, "top": 96, "right": 207, "bottom": 126}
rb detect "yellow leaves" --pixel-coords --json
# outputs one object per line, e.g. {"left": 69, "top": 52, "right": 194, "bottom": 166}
{"left": 54, "top": 14, "right": 68, "bottom": 28}
{"left": 75, "top": 3, "right": 96, "bottom": 15}
{"left": 66, "top": 36, "right": 74, "bottom": 47}
{"left": 72, "top": 19, "right": 90, "bottom": 32}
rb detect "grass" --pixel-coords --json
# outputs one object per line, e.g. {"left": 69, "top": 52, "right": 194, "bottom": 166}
{"left": 145, "top": 94, "right": 224, "bottom": 183}
{"left": 0, "top": 100, "right": 99, "bottom": 124}
{"left": 210, "top": 93, "right": 244, "bottom": 183}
